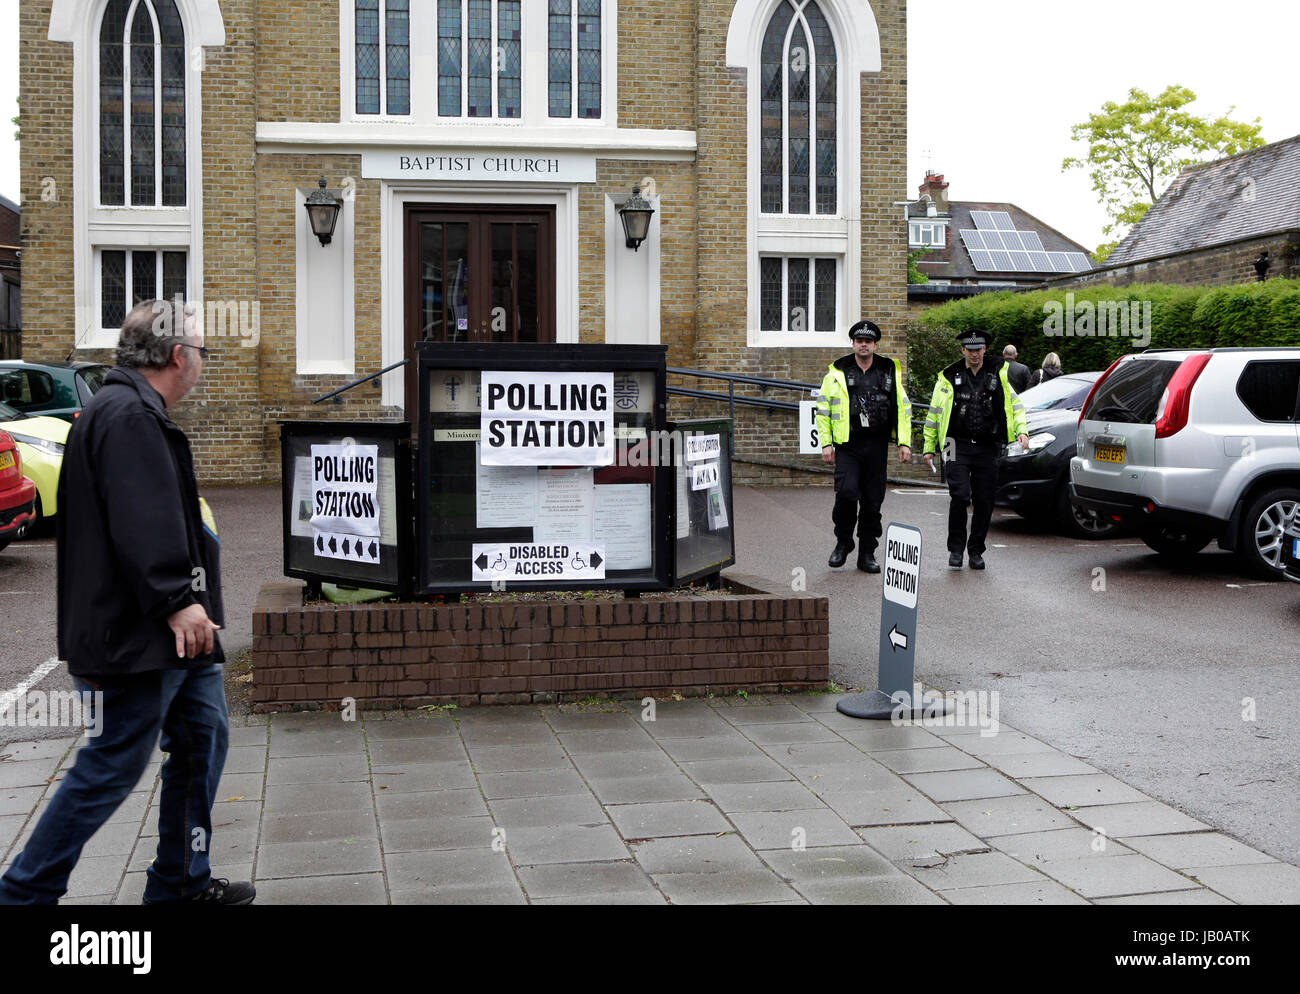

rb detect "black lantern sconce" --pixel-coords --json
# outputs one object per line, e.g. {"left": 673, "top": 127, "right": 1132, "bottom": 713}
{"left": 1254, "top": 251, "right": 1271, "bottom": 282}
{"left": 617, "top": 183, "right": 655, "bottom": 251}
{"left": 304, "top": 177, "right": 343, "bottom": 247}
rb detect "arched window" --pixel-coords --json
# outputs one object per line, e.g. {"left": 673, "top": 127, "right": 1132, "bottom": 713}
{"left": 98, "top": 0, "right": 187, "bottom": 207}
{"left": 761, "top": 0, "right": 836, "bottom": 216}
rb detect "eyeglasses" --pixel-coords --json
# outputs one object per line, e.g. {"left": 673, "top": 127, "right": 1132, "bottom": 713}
{"left": 178, "top": 344, "right": 210, "bottom": 358}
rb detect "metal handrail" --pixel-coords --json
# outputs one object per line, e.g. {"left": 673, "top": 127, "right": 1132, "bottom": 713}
{"left": 312, "top": 359, "right": 409, "bottom": 404}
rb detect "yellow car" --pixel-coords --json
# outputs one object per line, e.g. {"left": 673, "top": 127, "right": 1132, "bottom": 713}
{"left": 0, "top": 399, "right": 69, "bottom": 534}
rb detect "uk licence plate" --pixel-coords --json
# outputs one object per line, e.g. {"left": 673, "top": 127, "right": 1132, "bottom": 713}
{"left": 0, "top": 451, "right": 13, "bottom": 471}
{"left": 1095, "top": 444, "right": 1126, "bottom": 464}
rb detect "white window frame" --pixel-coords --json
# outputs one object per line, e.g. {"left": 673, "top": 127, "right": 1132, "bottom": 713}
{"left": 94, "top": 246, "right": 190, "bottom": 330}
{"left": 909, "top": 220, "right": 947, "bottom": 249}
{"left": 759, "top": 254, "right": 840, "bottom": 335}
{"left": 349, "top": 0, "right": 411, "bottom": 119}
{"left": 727, "top": 0, "right": 879, "bottom": 348}
{"left": 339, "top": 0, "right": 617, "bottom": 128}
{"left": 52, "top": 0, "right": 222, "bottom": 348}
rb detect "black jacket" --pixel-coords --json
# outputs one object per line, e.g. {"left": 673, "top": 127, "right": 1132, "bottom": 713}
{"left": 1005, "top": 359, "right": 1032, "bottom": 393}
{"left": 1029, "top": 366, "right": 1063, "bottom": 387}
{"left": 56, "top": 367, "right": 224, "bottom": 676}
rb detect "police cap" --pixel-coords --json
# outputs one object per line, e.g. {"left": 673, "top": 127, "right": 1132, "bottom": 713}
{"left": 849, "top": 320, "right": 881, "bottom": 342}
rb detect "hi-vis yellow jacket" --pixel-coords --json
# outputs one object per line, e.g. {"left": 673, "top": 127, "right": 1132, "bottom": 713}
{"left": 815, "top": 354, "right": 912, "bottom": 448}
{"left": 922, "top": 358, "right": 1028, "bottom": 455}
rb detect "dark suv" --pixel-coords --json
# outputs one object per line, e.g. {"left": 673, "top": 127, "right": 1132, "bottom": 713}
{"left": 0, "top": 360, "right": 110, "bottom": 422}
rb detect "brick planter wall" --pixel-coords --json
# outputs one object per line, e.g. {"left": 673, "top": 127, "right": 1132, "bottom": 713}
{"left": 250, "top": 573, "right": 829, "bottom": 712}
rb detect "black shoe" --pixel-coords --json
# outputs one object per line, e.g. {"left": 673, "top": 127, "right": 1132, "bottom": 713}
{"left": 857, "top": 554, "right": 881, "bottom": 573}
{"left": 948, "top": 553, "right": 963, "bottom": 569}
{"left": 968, "top": 554, "right": 986, "bottom": 570}
{"left": 190, "top": 878, "right": 256, "bottom": 905}
{"left": 828, "top": 542, "right": 854, "bottom": 568}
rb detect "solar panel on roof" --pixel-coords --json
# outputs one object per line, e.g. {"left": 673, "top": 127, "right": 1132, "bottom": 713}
{"left": 978, "top": 230, "right": 1001, "bottom": 249}
{"left": 1009, "top": 251, "right": 1033, "bottom": 270}
{"left": 1046, "top": 252, "right": 1071, "bottom": 270}
{"left": 961, "top": 216, "right": 1087, "bottom": 274}
{"left": 1000, "top": 231, "right": 1024, "bottom": 251}
{"left": 1065, "top": 252, "right": 1092, "bottom": 272}
{"left": 968, "top": 249, "right": 996, "bottom": 271}
{"left": 971, "top": 211, "right": 995, "bottom": 230}
{"left": 1027, "top": 251, "right": 1053, "bottom": 272}
{"left": 961, "top": 229, "right": 985, "bottom": 250}
{"left": 990, "top": 212, "right": 1014, "bottom": 230}
{"left": 990, "top": 250, "right": 1014, "bottom": 270}
{"left": 1019, "top": 231, "right": 1044, "bottom": 251}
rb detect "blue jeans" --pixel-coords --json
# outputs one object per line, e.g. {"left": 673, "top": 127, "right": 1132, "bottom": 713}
{"left": 0, "top": 663, "right": 229, "bottom": 905}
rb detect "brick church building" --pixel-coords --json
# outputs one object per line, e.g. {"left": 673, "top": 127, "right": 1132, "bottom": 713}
{"left": 19, "top": 0, "right": 907, "bottom": 483}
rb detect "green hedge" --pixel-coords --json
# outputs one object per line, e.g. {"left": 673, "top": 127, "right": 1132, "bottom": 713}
{"left": 909, "top": 280, "right": 1300, "bottom": 399}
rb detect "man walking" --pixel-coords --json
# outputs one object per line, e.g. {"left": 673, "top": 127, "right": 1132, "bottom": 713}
{"left": 1002, "top": 344, "right": 1031, "bottom": 393}
{"left": 923, "top": 330, "right": 1028, "bottom": 570}
{"left": 0, "top": 299, "right": 254, "bottom": 905}
{"left": 816, "top": 320, "right": 912, "bottom": 573}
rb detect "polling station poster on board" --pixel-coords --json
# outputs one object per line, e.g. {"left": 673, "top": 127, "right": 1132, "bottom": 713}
{"left": 480, "top": 371, "right": 614, "bottom": 466}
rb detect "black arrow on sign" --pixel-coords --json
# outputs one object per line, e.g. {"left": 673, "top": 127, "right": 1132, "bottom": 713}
{"left": 342, "top": 538, "right": 351, "bottom": 556}
{"left": 474, "top": 553, "right": 489, "bottom": 571}
{"left": 369, "top": 541, "right": 379, "bottom": 559}
{"left": 589, "top": 551, "right": 603, "bottom": 569}
{"left": 888, "top": 625, "right": 908, "bottom": 652}
{"left": 316, "top": 535, "right": 323, "bottom": 552}
{"left": 328, "top": 536, "right": 337, "bottom": 554}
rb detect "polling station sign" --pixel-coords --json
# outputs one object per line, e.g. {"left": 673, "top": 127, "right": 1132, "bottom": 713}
{"left": 471, "top": 543, "right": 607, "bottom": 582}
{"left": 480, "top": 371, "right": 614, "bottom": 466}
{"left": 310, "top": 443, "right": 381, "bottom": 564}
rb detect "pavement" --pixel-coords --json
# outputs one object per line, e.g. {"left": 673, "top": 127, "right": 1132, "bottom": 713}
{"left": 1, "top": 483, "right": 1297, "bottom": 904}
{"left": 2, "top": 695, "right": 1297, "bottom": 905}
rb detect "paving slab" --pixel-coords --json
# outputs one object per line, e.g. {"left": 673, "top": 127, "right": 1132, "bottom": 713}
{"left": 569, "top": 752, "right": 681, "bottom": 780}
{"left": 0, "top": 813, "right": 25, "bottom": 853}
{"left": 942, "top": 880, "right": 1090, "bottom": 905}
{"left": 557, "top": 730, "right": 661, "bottom": 755}
{"left": 264, "top": 781, "right": 374, "bottom": 816}
{"left": 362, "top": 717, "right": 460, "bottom": 739}
{"left": 386, "top": 848, "right": 522, "bottom": 903}
{"left": 488, "top": 792, "right": 607, "bottom": 829}
{"left": 679, "top": 757, "right": 795, "bottom": 785}
{"left": 606, "top": 800, "right": 732, "bottom": 839}
{"left": 261, "top": 808, "right": 380, "bottom": 846}
{"left": 957, "top": 732, "right": 1059, "bottom": 758}
{"left": 901, "top": 851, "right": 1045, "bottom": 892}
{"left": 1179, "top": 863, "right": 1300, "bottom": 904}
{"left": 459, "top": 727, "right": 559, "bottom": 750}
{"left": 871, "top": 747, "right": 987, "bottom": 774}
{"left": 0, "top": 786, "right": 45, "bottom": 817}
{"left": 371, "top": 761, "right": 477, "bottom": 792}
{"left": 818, "top": 787, "right": 950, "bottom": 826}
{"left": 1020, "top": 773, "right": 1150, "bottom": 808}
{"left": 701, "top": 780, "right": 822, "bottom": 813}
{"left": 795, "top": 764, "right": 901, "bottom": 793}
{"left": 587, "top": 775, "right": 706, "bottom": 805}
{"left": 367, "top": 737, "right": 468, "bottom": 766}
{"left": 789, "top": 694, "right": 842, "bottom": 713}
{"left": 760, "top": 844, "right": 901, "bottom": 882}
{"left": 1093, "top": 889, "right": 1236, "bottom": 906}
{"left": 381, "top": 814, "right": 497, "bottom": 854}
{"left": 531, "top": 892, "right": 667, "bottom": 905}
{"left": 652, "top": 869, "right": 797, "bottom": 905}
{"left": 729, "top": 809, "right": 862, "bottom": 850}
{"left": 227, "top": 726, "right": 269, "bottom": 748}
{"left": 718, "top": 704, "right": 815, "bottom": 725}
{"left": 989, "top": 827, "right": 1133, "bottom": 864}
{"left": 516, "top": 860, "right": 661, "bottom": 901}
{"left": 1119, "top": 833, "right": 1278, "bottom": 870}
{"left": 1074, "top": 801, "right": 1211, "bottom": 837}
{"left": 256, "top": 838, "right": 384, "bottom": 879}
{"left": 255, "top": 873, "right": 389, "bottom": 905}
{"left": 762, "top": 740, "right": 871, "bottom": 769}
{"left": 64, "top": 854, "right": 129, "bottom": 899}
{"left": 941, "top": 795, "right": 1078, "bottom": 837}
{"left": 542, "top": 712, "right": 643, "bottom": 734}
{"left": 390, "top": 884, "right": 526, "bottom": 905}
{"left": 980, "top": 752, "right": 1100, "bottom": 779}
{"left": 268, "top": 729, "right": 366, "bottom": 759}
{"left": 739, "top": 723, "right": 843, "bottom": 745}
{"left": 857, "top": 823, "right": 990, "bottom": 861}
{"left": 376, "top": 788, "right": 488, "bottom": 821}
{"left": 641, "top": 716, "right": 736, "bottom": 739}
{"left": 499, "top": 823, "right": 629, "bottom": 865}
{"left": 221, "top": 746, "right": 268, "bottom": 775}
{"left": 214, "top": 772, "right": 265, "bottom": 800}
{"left": 478, "top": 768, "right": 589, "bottom": 799}
{"left": 1039, "top": 854, "right": 1201, "bottom": 899}
{"left": 267, "top": 755, "right": 369, "bottom": 785}
{"left": 0, "top": 739, "right": 76, "bottom": 762}
{"left": 0, "top": 758, "right": 60, "bottom": 789}
{"left": 631, "top": 833, "right": 764, "bottom": 875}
{"left": 905, "top": 769, "right": 1025, "bottom": 802}
{"left": 815, "top": 721, "right": 947, "bottom": 751}
{"left": 657, "top": 736, "right": 767, "bottom": 763}
{"left": 792, "top": 876, "right": 948, "bottom": 905}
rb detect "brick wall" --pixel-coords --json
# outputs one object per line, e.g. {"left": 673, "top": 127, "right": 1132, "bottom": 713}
{"left": 1047, "top": 233, "right": 1300, "bottom": 291}
{"left": 251, "top": 578, "right": 830, "bottom": 710}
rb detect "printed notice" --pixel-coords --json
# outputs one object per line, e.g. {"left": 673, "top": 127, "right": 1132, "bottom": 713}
{"left": 480, "top": 371, "right": 614, "bottom": 466}
{"left": 593, "top": 484, "right": 652, "bottom": 570}
{"left": 675, "top": 458, "right": 691, "bottom": 539}
{"left": 685, "top": 433, "right": 723, "bottom": 463}
{"left": 691, "top": 461, "right": 720, "bottom": 491}
{"left": 310, "top": 443, "right": 381, "bottom": 563}
{"left": 475, "top": 442, "right": 538, "bottom": 528}
{"left": 290, "top": 456, "right": 314, "bottom": 538}
{"left": 534, "top": 468, "right": 595, "bottom": 544}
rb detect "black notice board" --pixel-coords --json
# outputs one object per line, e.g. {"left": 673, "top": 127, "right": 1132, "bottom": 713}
{"left": 280, "top": 421, "right": 412, "bottom": 594}
{"left": 671, "top": 418, "right": 736, "bottom": 584}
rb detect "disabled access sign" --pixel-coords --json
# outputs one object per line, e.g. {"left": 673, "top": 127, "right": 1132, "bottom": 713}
{"left": 471, "top": 543, "right": 607, "bottom": 582}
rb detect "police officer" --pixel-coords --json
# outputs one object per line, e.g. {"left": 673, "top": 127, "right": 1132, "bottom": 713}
{"left": 922, "top": 329, "right": 1028, "bottom": 570}
{"left": 816, "top": 320, "right": 913, "bottom": 572}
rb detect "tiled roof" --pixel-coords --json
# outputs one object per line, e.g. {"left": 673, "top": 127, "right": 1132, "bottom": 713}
{"left": 1108, "top": 133, "right": 1300, "bottom": 265}
{"left": 911, "top": 201, "right": 1093, "bottom": 281}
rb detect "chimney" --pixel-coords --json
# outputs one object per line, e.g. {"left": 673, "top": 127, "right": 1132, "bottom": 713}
{"left": 919, "top": 171, "right": 949, "bottom": 214}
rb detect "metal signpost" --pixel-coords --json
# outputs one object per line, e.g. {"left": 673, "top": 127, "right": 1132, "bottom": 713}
{"left": 838, "top": 521, "right": 950, "bottom": 720}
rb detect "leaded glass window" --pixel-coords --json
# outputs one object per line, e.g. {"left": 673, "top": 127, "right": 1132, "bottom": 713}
{"left": 759, "top": 257, "right": 837, "bottom": 333}
{"left": 437, "top": 1, "right": 521, "bottom": 119}
{"left": 549, "top": 0, "right": 601, "bottom": 119}
{"left": 356, "top": 0, "right": 410, "bottom": 115}
{"left": 760, "top": 0, "right": 836, "bottom": 216}
{"left": 100, "top": 249, "right": 187, "bottom": 329}
{"left": 99, "top": 0, "right": 186, "bottom": 207}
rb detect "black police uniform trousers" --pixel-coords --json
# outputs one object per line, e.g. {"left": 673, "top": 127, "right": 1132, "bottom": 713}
{"left": 831, "top": 434, "right": 890, "bottom": 553}
{"left": 944, "top": 438, "right": 1000, "bottom": 556}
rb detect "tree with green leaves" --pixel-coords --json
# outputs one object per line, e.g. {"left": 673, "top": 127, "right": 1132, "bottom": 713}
{"left": 1063, "top": 85, "right": 1265, "bottom": 254}
{"left": 906, "top": 248, "right": 930, "bottom": 285}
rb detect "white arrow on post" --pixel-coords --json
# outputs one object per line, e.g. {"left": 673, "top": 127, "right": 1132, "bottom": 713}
{"left": 888, "top": 625, "right": 908, "bottom": 652}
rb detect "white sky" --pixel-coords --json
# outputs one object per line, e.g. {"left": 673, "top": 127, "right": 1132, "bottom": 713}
{"left": 3, "top": 1, "right": 1300, "bottom": 254}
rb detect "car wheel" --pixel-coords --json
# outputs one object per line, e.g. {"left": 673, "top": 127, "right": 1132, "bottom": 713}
{"left": 1137, "top": 523, "right": 1213, "bottom": 561}
{"left": 1057, "top": 484, "right": 1121, "bottom": 540}
{"left": 1239, "top": 488, "right": 1300, "bottom": 580}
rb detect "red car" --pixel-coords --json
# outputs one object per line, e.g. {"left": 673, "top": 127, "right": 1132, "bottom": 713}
{"left": 0, "top": 429, "right": 36, "bottom": 552}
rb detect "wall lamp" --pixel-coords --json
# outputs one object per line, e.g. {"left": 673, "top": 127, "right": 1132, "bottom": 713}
{"left": 304, "top": 177, "right": 342, "bottom": 247}
{"left": 617, "top": 183, "right": 655, "bottom": 251}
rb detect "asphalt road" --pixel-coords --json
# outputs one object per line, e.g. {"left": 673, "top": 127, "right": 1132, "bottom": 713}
{"left": 2, "top": 483, "right": 1297, "bottom": 866}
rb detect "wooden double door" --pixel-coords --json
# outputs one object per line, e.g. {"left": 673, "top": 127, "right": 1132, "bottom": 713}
{"left": 404, "top": 204, "right": 555, "bottom": 410}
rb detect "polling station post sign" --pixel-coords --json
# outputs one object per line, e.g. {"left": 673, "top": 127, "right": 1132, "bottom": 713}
{"left": 878, "top": 522, "right": 921, "bottom": 697}
{"left": 471, "top": 543, "right": 607, "bottom": 582}
{"left": 480, "top": 371, "right": 614, "bottom": 466}
{"left": 309, "top": 443, "right": 381, "bottom": 564}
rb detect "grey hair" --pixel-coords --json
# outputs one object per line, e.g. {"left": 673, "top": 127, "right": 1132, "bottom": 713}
{"left": 116, "top": 298, "right": 197, "bottom": 370}
{"left": 1002, "top": 344, "right": 1018, "bottom": 358}
{"left": 1042, "top": 352, "right": 1061, "bottom": 370}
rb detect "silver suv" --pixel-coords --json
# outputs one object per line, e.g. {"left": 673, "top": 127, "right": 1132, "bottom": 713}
{"left": 1070, "top": 348, "right": 1300, "bottom": 578}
